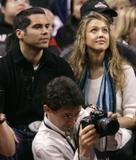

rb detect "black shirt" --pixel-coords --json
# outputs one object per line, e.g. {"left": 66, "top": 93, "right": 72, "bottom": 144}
{"left": 0, "top": 46, "right": 74, "bottom": 127}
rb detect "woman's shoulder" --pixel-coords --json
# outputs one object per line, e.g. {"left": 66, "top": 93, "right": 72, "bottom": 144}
{"left": 122, "top": 64, "right": 134, "bottom": 70}
{"left": 122, "top": 64, "right": 136, "bottom": 81}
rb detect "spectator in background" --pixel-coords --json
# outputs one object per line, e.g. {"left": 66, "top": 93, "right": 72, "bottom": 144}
{"left": 43, "top": 8, "right": 61, "bottom": 56}
{"left": 115, "top": 6, "right": 136, "bottom": 49}
{"left": 55, "top": 0, "right": 87, "bottom": 51}
{"left": 32, "top": 76, "right": 97, "bottom": 160}
{"left": 50, "top": 0, "right": 71, "bottom": 36}
{"left": 105, "top": 0, "right": 131, "bottom": 13}
{"left": 0, "top": 7, "right": 74, "bottom": 160}
{"left": 29, "top": 0, "right": 53, "bottom": 9}
{"left": 105, "top": 0, "right": 131, "bottom": 31}
{"left": 0, "top": 0, "right": 30, "bottom": 57}
{"left": 0, "top": 113, "right": 15, "bottom": 157}
{"left": 51, "top": 0, "right": 71, "bottom": 24}
{"left": 129, "top": 0, "right": 136, "bottom": 6}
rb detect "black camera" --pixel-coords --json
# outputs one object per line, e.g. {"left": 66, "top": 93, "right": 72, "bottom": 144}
{"left": 80, "top": 107, "right": 119, "bottom": 137}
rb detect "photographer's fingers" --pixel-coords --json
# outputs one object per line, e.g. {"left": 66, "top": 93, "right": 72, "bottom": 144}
{"left": 79, "top": 124, "right": 97, "bottom": 157}
{"left": 79, "top": 124, "right": 97, "bottom": 145}
{"left": 80, "top": 124, "right": 95, "bottom": 134}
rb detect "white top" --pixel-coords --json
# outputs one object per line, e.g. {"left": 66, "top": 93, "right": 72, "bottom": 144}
{"left": 86, "top": 65, "right": 136, "bottom": 118}
{"left": 86, "top": 65, "right": 136, "bottom": 150}
{"left": 32, "top": 109, "right": 97, "bottom": 160}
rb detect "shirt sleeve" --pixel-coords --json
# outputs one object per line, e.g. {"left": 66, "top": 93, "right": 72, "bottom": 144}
{"left": 122, "top": 65, "right": 136, "bottom": 117}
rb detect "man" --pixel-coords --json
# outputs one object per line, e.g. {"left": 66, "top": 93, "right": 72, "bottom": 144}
{"left": 0, "top": 0, "right": 30, "bottom": 57}
{"left": 32, "top": 76, "right": 97, "bottom": 160}
{"left": 0, "top": 113, "right": 15, "bottom": 156}
{"left": 0, "top": 7, "right": 74, "bottom": 160}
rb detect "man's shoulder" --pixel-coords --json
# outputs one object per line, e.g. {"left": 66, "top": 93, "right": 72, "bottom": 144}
{"left": 33, "top": 125, "right": 63, "bottom": 147}
{"left": 117, "top": 42, "right": 136, "bottom": 56}
{"left": 44, "top": 49, "right": 70, "bottom": 66}
{"left": 117, "top": 42, "right": 136, "bottom": 67}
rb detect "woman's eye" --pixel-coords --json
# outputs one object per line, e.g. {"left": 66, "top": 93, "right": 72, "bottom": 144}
{"left": 91, "top": 28, "right": 97, "bottom": 33}
{"left": 103, "top": 28, "right": 108, "bottom": 33}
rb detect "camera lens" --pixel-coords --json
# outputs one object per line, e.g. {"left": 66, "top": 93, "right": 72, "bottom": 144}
{"left": 96, "top": 117, "right": 119, "bottom": 137}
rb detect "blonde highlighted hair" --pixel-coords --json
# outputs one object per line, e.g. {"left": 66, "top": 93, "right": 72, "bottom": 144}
{"left": 69, "top": 12, "right": 125, "bottom": 91}
{"left": 105, "top": 0, "right": 130, "bottom": 10}
{"left": 115, "top": 6, "right": 136, "bottom": 43}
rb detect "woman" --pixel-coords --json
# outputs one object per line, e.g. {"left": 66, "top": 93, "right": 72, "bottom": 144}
{"left": 69, "top": 11, "right": 136, "bottom": 159}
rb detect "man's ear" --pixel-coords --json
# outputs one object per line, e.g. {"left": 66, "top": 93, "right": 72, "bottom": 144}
{"left": 43, "top": 104, "right": 50, "bottom": 112}
{"left": 16, "top": 29, "right": 24, "bottom": 39}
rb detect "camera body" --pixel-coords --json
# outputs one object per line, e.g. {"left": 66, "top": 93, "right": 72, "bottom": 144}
{"left": 81, "top": 108, "right": 119, "bottom": 137}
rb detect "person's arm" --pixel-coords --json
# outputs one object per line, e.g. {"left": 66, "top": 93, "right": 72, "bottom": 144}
{"left": 118, "top": 116, "right": 136, "bottom": 129}
{"left": 119, "top": 65, "right": 136, "bottom": 129}
{"left": 0, "top": 114, "right": 15, "bottom": 156}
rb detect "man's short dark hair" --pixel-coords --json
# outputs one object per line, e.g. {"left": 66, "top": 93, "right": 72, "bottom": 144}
{"left": 44, "top": 76, "right": 84, "bottom": 111}
{"left": 5, "top": 7, "right": 46, "bottom": 53}
{"left": 13, "top": 7, "right": 46, "bottom": 31}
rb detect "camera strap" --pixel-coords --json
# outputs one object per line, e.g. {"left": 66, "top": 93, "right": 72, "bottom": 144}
{"left": 44, "top": 121, "right": 76, "bottom": 153}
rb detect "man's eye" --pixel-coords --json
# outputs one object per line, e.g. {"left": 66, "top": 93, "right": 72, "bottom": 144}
{"left": 33, "top": 24, "right": 42, "bottom": 29}
{"left": 45, "top": 24, "right": 50, "bottom": 29}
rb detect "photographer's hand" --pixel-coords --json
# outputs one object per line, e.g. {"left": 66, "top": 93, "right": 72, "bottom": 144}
{"left": 79, "top": 124, "right": 97, "bottom": 159}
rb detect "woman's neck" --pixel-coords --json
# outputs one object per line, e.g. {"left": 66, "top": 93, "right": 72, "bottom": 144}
{"left": 88, "top": 66, "right": 104, "bottom": 79}
{"left": 87, "top": 50, "right": 105, "bottom": 79}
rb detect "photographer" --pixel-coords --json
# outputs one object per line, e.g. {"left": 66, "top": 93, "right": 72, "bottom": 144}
{"left": 32, "top": 76, "right": 97, "bottom": 160}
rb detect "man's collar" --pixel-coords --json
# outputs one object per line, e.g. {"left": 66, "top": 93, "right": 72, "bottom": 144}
{"left": 44, "top": 115, "right": 66, "bottom": 137}
{"left": 12, "top": 47, "right": 57, "bottom": 66}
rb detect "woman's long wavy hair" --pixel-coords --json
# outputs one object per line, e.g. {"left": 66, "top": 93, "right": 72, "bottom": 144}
{"left": 69, "top": 12, "right": 125, "bottom": 91}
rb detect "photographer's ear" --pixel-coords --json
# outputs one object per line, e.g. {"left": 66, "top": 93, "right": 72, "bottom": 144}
{"left": 43, "top": 104, "right": 50, "bottom": 113}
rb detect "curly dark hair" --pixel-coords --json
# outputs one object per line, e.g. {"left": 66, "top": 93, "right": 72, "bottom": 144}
{"left": 44, "top": 76, "right": 84, "bottom": 111}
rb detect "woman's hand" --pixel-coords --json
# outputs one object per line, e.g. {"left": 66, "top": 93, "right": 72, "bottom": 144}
{"left": 107, "top": 112, "right": 118, "bottom": 119}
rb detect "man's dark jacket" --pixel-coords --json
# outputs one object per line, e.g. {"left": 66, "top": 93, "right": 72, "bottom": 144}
{"left": 0, "top": 44, "right": 74, "bottom": 127}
